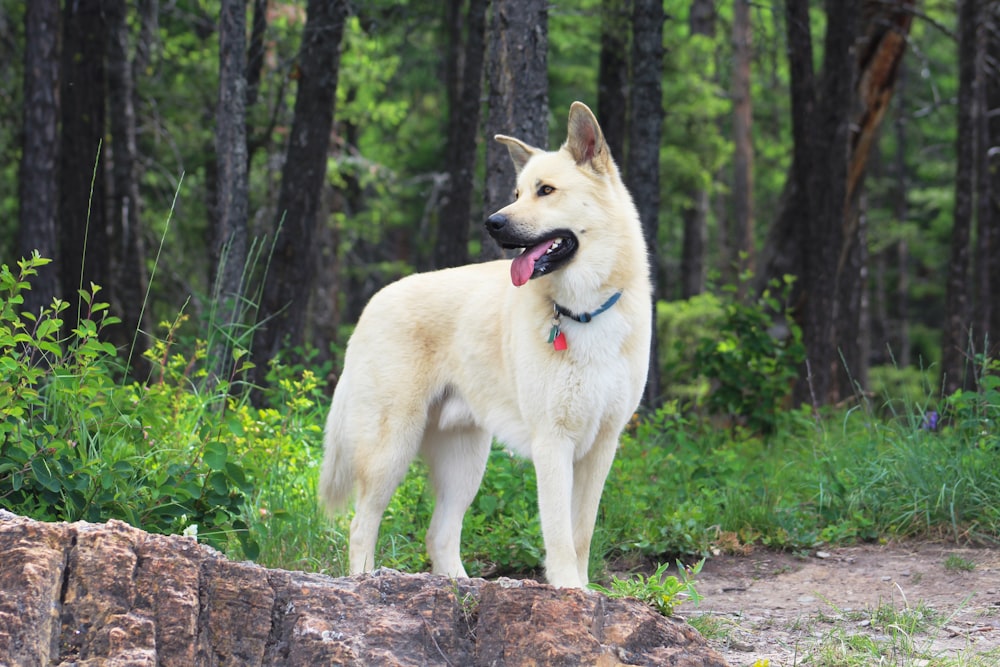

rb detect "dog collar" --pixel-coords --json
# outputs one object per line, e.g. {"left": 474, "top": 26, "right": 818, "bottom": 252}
{"left": 548, "top": 291, "right": 622, "bottom": 351}
{"left": 555, "top": 291, "right": 622, "bottom": 323}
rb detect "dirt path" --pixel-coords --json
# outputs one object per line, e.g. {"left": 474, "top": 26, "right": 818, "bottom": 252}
{"left": 680, "top": 543, "right": 1000, "bottom": 666}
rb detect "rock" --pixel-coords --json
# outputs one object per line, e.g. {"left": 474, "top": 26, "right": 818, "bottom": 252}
{"left": 0, "top": 511, "right": 729, "bottom": 666}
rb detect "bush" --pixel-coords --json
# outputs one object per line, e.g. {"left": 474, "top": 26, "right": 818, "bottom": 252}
{"left": 691, "top": 276, "right": 804, "bottom": 434}
{"left": 1, "top": 254, "right": 260, "bottom": 555}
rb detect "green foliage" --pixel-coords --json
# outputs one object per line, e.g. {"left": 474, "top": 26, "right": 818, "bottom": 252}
{"left": 944, "top": 355, "right": 1000, "bottom": 445}
{"left": 868, "top": 364, "right": 937, "bottom": 417}
{"left": 1, "top": 254, "right": 324, "bottom": 559}
{"left": 692, "top": 276, "right": 805, "bottom": 434}
{"left": 657, "top": 293, "right": 722, "bottom": 402}
{"left": 590, "top": 559, "right": 704, "bottom": 617}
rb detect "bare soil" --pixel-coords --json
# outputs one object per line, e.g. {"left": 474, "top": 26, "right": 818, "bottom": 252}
{"left": 679, "top": 542, "right": 1000, "bottom": 666}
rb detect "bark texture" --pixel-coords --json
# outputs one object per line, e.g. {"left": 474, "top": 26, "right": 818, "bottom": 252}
{"left": 59, "top": 0, "right": 109, "bottom": 307}
{"left": 0, "top": 512, "right": 729, "bottom": 667}
{"left": 17, "top": 0, "right": 62, "bottom": 315}
{"left": 941, "top": 0, "right": 977, "bottom": 395}
{"left": 627, "top": 0, "right": 664, "bottom": 406}
{"left": 482, "top": 0, "right": 549, "bottom": 259}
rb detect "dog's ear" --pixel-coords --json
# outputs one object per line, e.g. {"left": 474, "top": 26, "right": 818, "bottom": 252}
{"left": 495, "top": 135, "right": 539, "bottom": 174}
{"left": 565, "top": 102, "right": 608, "bottom": 170}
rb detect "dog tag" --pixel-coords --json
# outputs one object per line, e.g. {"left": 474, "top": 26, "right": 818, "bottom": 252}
{"left": 553, "top": 330, "right": 567, "bottom": 351}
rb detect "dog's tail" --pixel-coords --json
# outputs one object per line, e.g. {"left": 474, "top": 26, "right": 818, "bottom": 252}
{"left": 317, "top": 397, "right": 355, "bottom": 516}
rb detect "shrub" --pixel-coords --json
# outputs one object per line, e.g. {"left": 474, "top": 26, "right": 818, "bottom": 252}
{"left": 0, "top": 254, "right": 255, "bottom": 555}
{"left": 692, "top": 276, "right": 804, "bottom": 434}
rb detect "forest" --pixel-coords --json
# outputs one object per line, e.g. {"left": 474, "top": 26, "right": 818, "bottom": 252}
{"left": 4, "top": 0, "right": 1000, "bottom": 605}
{"left": 3, "top": 0, "right": 993, "bottom": 411}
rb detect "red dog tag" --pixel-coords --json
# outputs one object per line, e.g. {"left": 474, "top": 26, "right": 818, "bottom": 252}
{"left": 553, "top": 331, "right": 567, "bottom": 351}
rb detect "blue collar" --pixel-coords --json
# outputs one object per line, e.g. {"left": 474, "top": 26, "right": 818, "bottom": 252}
{"left": 554, "top": 291, "right": 622, "bottom": 323}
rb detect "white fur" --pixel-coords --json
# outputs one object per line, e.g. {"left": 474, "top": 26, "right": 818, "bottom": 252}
{"left": 318, "top": 102, "right": 652, "bottom": 588}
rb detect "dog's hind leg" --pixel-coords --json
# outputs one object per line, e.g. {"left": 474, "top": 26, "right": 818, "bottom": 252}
{"left": 348, "top": 417, "right": 425, "bottom": 575}
{"left": 421, "top": 423, "right": 491, "bottom": 578}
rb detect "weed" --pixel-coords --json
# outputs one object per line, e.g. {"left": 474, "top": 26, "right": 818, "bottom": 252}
{"left": 590, "top": 560, "right": 704, "bottom": 617}
{"left": 687, "top": 614, "right": 731, "bottom": 640}
{"left": 944, "top": 553, "right": 977, "bottom": 572}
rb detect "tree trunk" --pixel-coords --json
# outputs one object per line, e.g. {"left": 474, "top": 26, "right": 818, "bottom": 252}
{"left": 626, "top": 0, "right": 664, "bottom": 406}
{"left": 213, "top": 0, "right": 251, "bottom": 384}
{"left": 481, "top": 0, "right": 549, "bottom": 259}
{"left": 597, "top": 0, "right": 629, "bottom": 163}
{"left": 106, "top": 0, "right": 151, "bottom": 378}
{"left": 435, "top": 0, "right": 488, "bottom": 269}
{"left": 972, "top": 6, "right": 993, "bottom": 368}
{"left": 254, "top": 0, "right": 347, "bottom": 386}
{"left": 59, "top": 0, "right": 109, "bottom": 316}
{"left": 680, "top": 0, "right": 715, "bottom": 299}
{"left": 730, "top": 0, "right": 754, "bottom": 287}
{"left": 784, "top": 0, "right": 859, "bottom": 407}
{"left": 17, "top": 0, "right": 61, "bottom": 317}
{"left": 246, "top": 0, "right": 268, "bottom": 169}
{"left": 988, "top": 2, "right": 1000, "bottom": 361}
{"left": 892, "top": 69, "right": 911, "bottom": 367}
{"left": 836, "top": 0, "right": 914, "bottom": 399}
{"left": 941, "top": 0, "right": 977, "bottom": 396}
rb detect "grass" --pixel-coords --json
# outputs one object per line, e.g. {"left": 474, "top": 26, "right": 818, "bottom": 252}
{"left": 944, "top": 553, "right": 978, "bottom": 572}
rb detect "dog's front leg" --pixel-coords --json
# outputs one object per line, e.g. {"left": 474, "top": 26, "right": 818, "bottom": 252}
{"left": 569, "top": 429, "right": 620, "bottom": 586}
{"left": 532, "top": 440, "right": 583, "bottom": 588}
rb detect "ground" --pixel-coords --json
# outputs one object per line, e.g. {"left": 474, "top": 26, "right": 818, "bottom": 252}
{"left": 675, "top": 542, "right": 1000, "bottom": 666}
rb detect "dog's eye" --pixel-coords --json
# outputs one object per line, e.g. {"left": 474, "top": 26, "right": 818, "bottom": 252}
{"left": 537, "top": 185, "right": 555, "bottom": 196}
{"left": 514, "top": 189, "right": 521, "bottom": 199}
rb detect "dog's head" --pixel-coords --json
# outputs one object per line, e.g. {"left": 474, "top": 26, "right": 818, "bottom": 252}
{"left": 485, "top": 102, "right": 627, "bottom": 287}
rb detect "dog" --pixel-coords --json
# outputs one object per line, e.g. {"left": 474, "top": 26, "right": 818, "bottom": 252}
{"left": 318, "top": 101, "right": 651, "bottom": 589}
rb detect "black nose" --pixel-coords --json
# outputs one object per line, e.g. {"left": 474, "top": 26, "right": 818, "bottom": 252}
{"left": 485, "top": 213, "right": 507, "bottom": 234}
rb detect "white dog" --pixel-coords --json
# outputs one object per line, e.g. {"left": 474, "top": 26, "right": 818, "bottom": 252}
{"left": 319, "top": 102, "right": 651, "bottom": 588}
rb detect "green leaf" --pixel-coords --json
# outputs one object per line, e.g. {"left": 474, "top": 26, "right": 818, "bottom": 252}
{"left": 204, "top": 441, "right": 228, "bottom": 471}
{"left": 31, "top": 458, "right": 62, "bottom": 493}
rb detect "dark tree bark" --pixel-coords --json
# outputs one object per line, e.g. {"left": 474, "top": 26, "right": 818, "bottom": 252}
{"left": 254, "top": 0, "right": 347, "bottom": 386}
{"left": 782, "top": 0, "right": 859, "bottom": 406}
{"left": 835, "top": 0, "right": 914, "bottom": 398}
{"left": 680, "top": 0, "right": 715, "bottom": 299}
{"left": 891, "top": 69, "right": 911, "bottom": 367}
{"left": 246, "top": 0, "right": 268, "bottom": 110}
{"left": 972, "top": 4, "right": 994, "bottom": 367}
{"left": 941, "top": 0, "right": 977, "bottom": 396}
{"left": 245, "top": 0, "right": 268, "bottom": 169}
{"left": 17, "top": 0, "right": 61, "bottom": 317}
{"left": 597, "top": 0, "right": 629, "bottom": 163}
{"left": 435, "top": 0, "right": 488, "bottom": 269}
{"left": 730, "top": 0, "right": 754, "bottom": 286}
{"left": 106, "top": 0, "right": 151, "bottom": 378}
{"left": 625, "top": 0, "right": 663, "bottom": 405}
{"left": 212, "top": 0, "right": 251, "bottom": 384}
{"left": 481, "top": 0, "right": 549, "bottom": 259}
{"left": 987, "top": 3, "right": 1000, "bottom": 361}
{"left": 59, "top": 0, "right": 109, "bottom": 314}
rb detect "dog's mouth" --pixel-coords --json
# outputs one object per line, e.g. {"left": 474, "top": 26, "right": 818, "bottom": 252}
{"left": 503, "top": 231, "right": 578, "bottom": 287}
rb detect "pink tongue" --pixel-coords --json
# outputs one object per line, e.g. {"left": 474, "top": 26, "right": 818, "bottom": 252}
{"left": 510, "top": 240, "right": 554, "bottom": 286}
